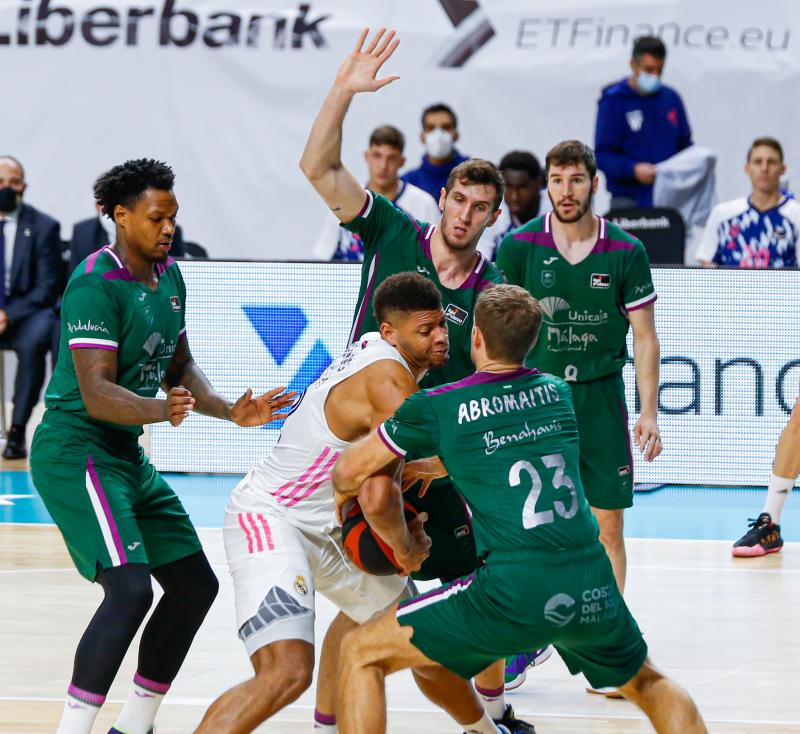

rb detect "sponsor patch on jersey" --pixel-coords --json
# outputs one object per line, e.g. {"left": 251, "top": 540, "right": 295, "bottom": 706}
{"left": 294, "top": 575, "right": 308, "bottom": 596}
{"left": 445, "top": 304, "right": 468, "bottom": 325}
{"left": 453, "top": 524, "right": 471, "bottom": 539}
{"left": 618, "top": 465, "right": 631, "bottom": 477}
{"left": 541, "top": 270, "right": 555, "bottom": 288}
{"left": 591, "top": 273, "right": 611, "bottom": 288}
{"left": 170, "top": 295, "right": 181, "bottom": 311}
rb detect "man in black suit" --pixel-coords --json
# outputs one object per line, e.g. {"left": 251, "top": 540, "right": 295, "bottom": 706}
{"left": 69, "top": 204, "right": 185, "bottom": 275}
{"left": 0, "top": 156, "right": 61, "bottom": 459}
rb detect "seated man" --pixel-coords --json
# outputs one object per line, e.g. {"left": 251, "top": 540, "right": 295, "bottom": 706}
{"left": 333, "top": 285, "right": 708, "bottom": 734}
{"left": 402, "top": 102, "right": 469, "bottom": 200}
{"left": 312, "top": 125, "right": 440, "bottom": 262}
{"left": 0, "top": 155, "right": 61, "bottom": 459}
{"left": 194, "top": 272, "right": 446, "bottom": 734}
{"left": 478, "top": 150, "right": 543, "bottom": 261}
{"left": 697, "top": 137, "right": 799, "bottom": 268}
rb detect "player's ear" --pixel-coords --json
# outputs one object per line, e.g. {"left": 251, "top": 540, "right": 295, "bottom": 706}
{"left": 114, "top": 204, "right": 127, "bottom": 228}
{"left": 592, "top": 176, "right": 599, "bottom": 195}
{"left": 488, "top": 207, "right": 502, "bottom": 228}
{"left": 379, "top": 320, "right": 396, "bottom": 345}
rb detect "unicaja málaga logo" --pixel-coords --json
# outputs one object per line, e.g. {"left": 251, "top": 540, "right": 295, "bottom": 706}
{"left": 242, "top": 304, "right": 332, "bottom": 430}
{"left": 544, "top": 593, "right": 576, "bottom": 627}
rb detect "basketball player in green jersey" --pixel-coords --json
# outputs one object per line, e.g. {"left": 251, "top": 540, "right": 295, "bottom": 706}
{"left": 331, "top": 285, "right": 706, "bottom": 734}
{"left": 300, "top": 27, "right": 534, "bottom": 734}
{"left": 30, "top": 160, "right": 294, "bottom": 734}
{"left": 497, "top": 141, "right": 660, "bottom": 695}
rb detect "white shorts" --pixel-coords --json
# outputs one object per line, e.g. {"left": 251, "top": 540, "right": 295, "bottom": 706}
{"left": 224, "top": 504, "right": 406, "bottom": 657}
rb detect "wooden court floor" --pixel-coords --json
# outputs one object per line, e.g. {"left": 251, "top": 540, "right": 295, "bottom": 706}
{"left": 1, "top": 525, "right": 799, "bottom": 734}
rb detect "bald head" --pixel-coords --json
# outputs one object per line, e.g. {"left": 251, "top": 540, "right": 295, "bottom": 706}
{"left": 0, "top": 156, "right": 25, "bottom": 189}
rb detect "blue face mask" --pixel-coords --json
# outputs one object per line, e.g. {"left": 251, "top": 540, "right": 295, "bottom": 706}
{"left": 637, "top": 71, "right": 661, "bottom": 94}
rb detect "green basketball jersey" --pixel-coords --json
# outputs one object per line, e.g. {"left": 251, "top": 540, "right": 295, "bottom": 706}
{"left": 378, "top": 368, "right": 599, "bottom": 554}
{"left": 45, "top": 246, "right": 186, "bottom": 437}
{"left": 496, "top": 212, "right": 656, "bottom": 383}
{"left": 344, "top": 190, "right": 505, "bottom": 387}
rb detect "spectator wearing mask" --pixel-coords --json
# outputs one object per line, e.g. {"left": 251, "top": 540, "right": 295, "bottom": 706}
{"left": 0, "top": 155, "right": 61, "bottom": 459}
{"left": 402, "top": 102, "right": 469, "bottom": 200}
{"left": 70, "top": 202, "right": 186, "bottom": 276}
{"left": 697, "top": 137, "right": 799, "bottom": 268}
{"left": 313, "top": 125, "right": 440, "bottom": 261}
{"left": 478, "top": 150, "right": 543, "bottom": 261}
{"left": 595, "top": 36, "right": 692, "bottom": 209}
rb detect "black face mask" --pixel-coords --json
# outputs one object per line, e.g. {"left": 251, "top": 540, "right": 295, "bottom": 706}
{"left": 0, "top": 187, "right": 18, "bottom": 213}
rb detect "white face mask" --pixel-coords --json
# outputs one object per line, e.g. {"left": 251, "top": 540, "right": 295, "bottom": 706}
{"left": 636, "top": 71, "right": 661, "bottom": 94}
{"left": 424, "top": 128, "right": 454, "bottom": 160}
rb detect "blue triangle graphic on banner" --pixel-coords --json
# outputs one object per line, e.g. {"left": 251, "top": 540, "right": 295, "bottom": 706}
{"left": 242, "top": 305, "right": 308, "bottom": 366}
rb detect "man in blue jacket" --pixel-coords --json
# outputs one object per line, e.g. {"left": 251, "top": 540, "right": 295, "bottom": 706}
{"left": 402, "top": 103, "right": 469, "bottom": 200}
{"left": 595, "top": 36, "right": 692, "bottom": 209}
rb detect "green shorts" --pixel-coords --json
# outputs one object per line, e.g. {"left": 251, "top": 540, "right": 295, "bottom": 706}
{"left": 30, "top": 411, "right": 202, "bottom": 581}
{"left": 403, "top": 478, "right": 478, "bottom": 583}
{"left": 397, "top": 542, "right": 647, "bottom": 689}
{"left": 571, "top": 372, "right": 634, "bottom": 510}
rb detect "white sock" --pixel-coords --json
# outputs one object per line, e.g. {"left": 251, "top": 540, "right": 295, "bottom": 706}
{"left": 113, "top": 674, "right": 169, "bottom": 734}
{"left": 313, "top": 709, "right": 337, "bottom": 734}
{"left": 475, "top": 684, "right": 506, "bottom": 721}
{"left": 763, "top": 473, "right": 794, "bottom": 524}
{"left": 463, "top": 711, "right": 503, "bottom": 734}
{"left": 56, "top": 686, "right": 104, "bottom": 734}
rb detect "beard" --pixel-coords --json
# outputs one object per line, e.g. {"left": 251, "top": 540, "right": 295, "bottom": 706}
{"left": 549, "top": 190, "right": 593, "bottom": 224}
{"left": 440, "top": 217, "right": 482, "bottom": 252}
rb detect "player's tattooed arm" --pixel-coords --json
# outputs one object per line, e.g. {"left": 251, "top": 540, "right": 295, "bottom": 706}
{"left": 73, "top": 348, "right": 192, "bottom": 426}
{"left": 629, "top": 304, "right": 662, "bottom": 461}
{"left": 163, "top": 338, "right": 295, "bottom": 425}
{"left": 299, "top": 27, "right": 400, "bottom": 223}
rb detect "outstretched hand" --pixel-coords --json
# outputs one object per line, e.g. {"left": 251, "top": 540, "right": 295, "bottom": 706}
{"left": 229, "top": 387, "right": 297, "bottom": 427}
{"left": 335, "top": 27, "right": 400, "bottom": 94}
{"left": 401, "top": 457, "right": 448, "bottom": 497}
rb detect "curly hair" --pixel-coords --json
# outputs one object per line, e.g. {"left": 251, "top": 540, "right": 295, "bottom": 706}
{"left": 94, "top": 159, "right": 175, "bottom": 220}
{"left": 372, "top": 272, "right": 442, "bottom": 325}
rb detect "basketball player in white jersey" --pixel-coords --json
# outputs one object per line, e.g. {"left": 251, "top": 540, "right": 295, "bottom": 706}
{"left": 194, "top": 273, "right": 448, "bottom": 734}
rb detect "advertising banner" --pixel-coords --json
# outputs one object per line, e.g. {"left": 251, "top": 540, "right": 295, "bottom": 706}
{"left": 3, "top": 1, "right": 798, "bottom": 259}
{"left": 151, "top": 262, "right": 798, "bottom": 487}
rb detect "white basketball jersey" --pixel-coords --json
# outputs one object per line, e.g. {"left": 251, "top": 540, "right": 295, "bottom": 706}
{"left": 233, "top": 333, "right": 412, "bottom": 533}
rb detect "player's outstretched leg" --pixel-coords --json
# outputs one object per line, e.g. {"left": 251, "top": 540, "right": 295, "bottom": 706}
{"left": 195, "top": 639, "right": 314, "bottom": 734}
{"left": 56, "top": 564, "right": 154, "bottom": 734}
{"left": 617, "top": 659, "right": 707, "bottom": 734}
{"left": 111, "top": 551, "right": 218, "bottom": 734}
{"left": 339, "top": 606, "right": 507, "bottom": 734}
{"left": 732, "top": 397, "right": 798, "bottom": 557}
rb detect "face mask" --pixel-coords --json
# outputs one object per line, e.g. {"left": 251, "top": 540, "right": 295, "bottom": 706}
{"left": 0, "top": 187, "right": 18, "bottom": 213}
{"left": 636, "top": 71, "right": 661, "bottom": 95}
{"left": 424, "top": 128, "right": 454, "bottom": 160}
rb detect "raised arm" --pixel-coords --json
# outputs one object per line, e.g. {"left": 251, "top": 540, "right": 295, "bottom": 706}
{"left": 299, "top": 27, "right": 400, "bottom": 223}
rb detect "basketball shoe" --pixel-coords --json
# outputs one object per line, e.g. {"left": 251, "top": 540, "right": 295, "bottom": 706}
{"left": 732, "top": 513, "right": 783, "bottom": 557}
{"left": 504, "top": 646, "right": 554, "bottom": 691}
{"left": 495, "top": 704, "right": 537, "bottom": 734}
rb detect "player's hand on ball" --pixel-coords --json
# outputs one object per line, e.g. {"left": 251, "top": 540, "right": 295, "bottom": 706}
{"left": 335, "top": 27, "right": 400, "bottom": 94}
{"left": 395, "top": 512, "right": 431, "bottom": 576}
{"left": 634, "top": 414, "right": 662, "bottom": 462}
{"left": 230, "top": 387, "right": 297, "bottom": 427}
{"left": 165, "top": 386, "right": 194, "bottom": 427}
{"left": 401, "top": 457, "right": 447, "bottom": 497}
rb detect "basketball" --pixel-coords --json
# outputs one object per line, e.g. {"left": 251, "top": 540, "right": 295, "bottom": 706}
{"left": 341, "top": 499, "right": 419, "bottom": 576}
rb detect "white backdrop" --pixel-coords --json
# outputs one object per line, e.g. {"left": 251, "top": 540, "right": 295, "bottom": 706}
{"left": 3, "top": 0, "right": 799, "bottom": 258}
{"left": 152, "top": 262, "right": 799, "bottom": 487}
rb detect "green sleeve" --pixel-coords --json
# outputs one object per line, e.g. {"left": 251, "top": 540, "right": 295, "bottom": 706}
{"left": 377, "top": 392, "right": 439, "bottom": 458}
{"left": 495, "top": 235, "right": 524, "bottom": 286}
{"left": 62, "top": 276, "right": 121, "bottom": 352}
{"left": 622, "top": 241, "right": 657, "bottom": 311}
{"left": 341, "top": 190, "right": 412, "bottom": 257}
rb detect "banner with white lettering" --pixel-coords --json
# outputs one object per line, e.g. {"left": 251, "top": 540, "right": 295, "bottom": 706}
{"left": 3, "top": 0, "right": 797, "bottom": 258}
{"left": 151, "top": 262, "right": 798, "bottom": 488}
